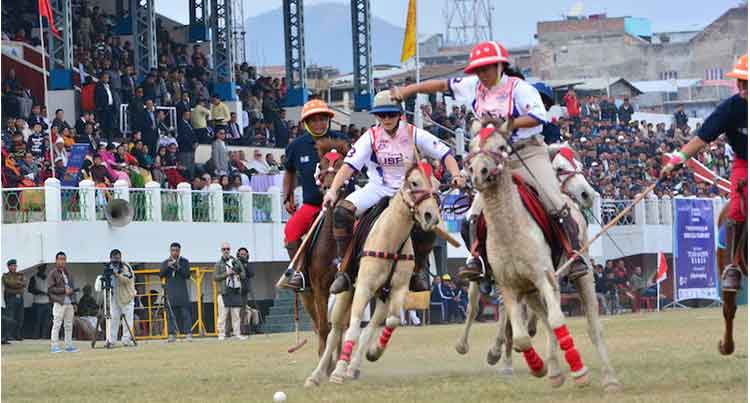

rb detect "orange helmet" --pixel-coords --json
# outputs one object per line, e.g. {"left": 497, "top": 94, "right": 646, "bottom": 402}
{"left": 300, "top": 99, "right": 335, "bottom": 122}
{"left": 726, "top": 54, "right": 748, "bottom": 81}
{"left": 464, "top": 41, "right": 510, "bottom": 74}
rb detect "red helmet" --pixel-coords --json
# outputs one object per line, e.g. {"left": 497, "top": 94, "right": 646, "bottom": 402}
{"left": 464, "top": 41, "right": 510, "bottom": 74}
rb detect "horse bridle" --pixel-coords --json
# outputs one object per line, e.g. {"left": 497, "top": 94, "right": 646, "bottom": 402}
{"left": 465, "top": 126, "right": 512, "bottom": 181}
{"left": 400, "top": 166, "right": 440, "bottom": 215}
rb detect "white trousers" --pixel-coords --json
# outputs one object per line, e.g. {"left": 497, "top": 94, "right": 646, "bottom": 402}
{"left": 345, "top": 182, "right": 398, "bottom": 216}
{"left": 217, "top": 294, "right": 241, "bottom": 338}
{"left": 108, "top": 300, "right": 135, "bottom": 344}
{"left": 51, "top": 303, "right": 74, "bottom": 347}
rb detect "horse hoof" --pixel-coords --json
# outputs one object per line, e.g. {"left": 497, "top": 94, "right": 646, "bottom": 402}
{"left": 498, "top": 367, "right": 514, "bottom": 377}
{"left": 455, "top": 341, "right": 469, "bottom": 355}
{"left": 604, "top": 381, "right": 623, "bottom": 393}
{"left": 718, "top": 339, "right": 735, "bottom": 356}
{"left": 304, "top": 377, "right": 320, "bottom": 388}
{"left": 346, "top": 368, "right": 360, "bottom": 380}
{"left": 574, "top": 370, "right": 591, "bottom": 387}
{"left": 486, "top": 349, "right": 502, "bottom": 366}
{"left": 366, "top": 349, "right": 382, "bottom": 362}
{"left": 549, "top": 373, "right": 565, "bottom": 388}
{"left": 531, "top": 364, "right": 547, "bottom": 378}
{"left": 329, "top": 374, "right": 345, "bottom": 385}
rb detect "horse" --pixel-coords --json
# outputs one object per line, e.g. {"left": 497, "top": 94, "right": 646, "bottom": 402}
{"left": 456, "top": 143, "right": 600, "bottom": 378}
{"left": 305, "top": 163, "right": 442, "bottom": 386}
{"left": 467, "top": 118, "right": 621, "bottom": 391}
{"left": 716, "top": 196, "right": 748, "bottom": 356}
{"left": 274, "top": 138, "right": 350, "bottom": 358}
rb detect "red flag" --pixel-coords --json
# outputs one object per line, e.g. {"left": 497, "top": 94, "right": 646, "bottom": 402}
{"left": 655, "top": 252, "right": 668, "bottom": 284}
{"left": 38, "top": 0, "right": 60, "bottom": 37}
{"left": 661, "top": 153, "right": 732, "bottom": 193}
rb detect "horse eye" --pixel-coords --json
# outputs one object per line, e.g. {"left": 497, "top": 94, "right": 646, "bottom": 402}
{"left": 411, "top": 181, "right": 419, "bottom": 188}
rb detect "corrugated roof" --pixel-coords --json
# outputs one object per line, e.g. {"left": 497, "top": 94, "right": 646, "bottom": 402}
{"left": 631, "top": 79, "right": 702, "bottom": 93}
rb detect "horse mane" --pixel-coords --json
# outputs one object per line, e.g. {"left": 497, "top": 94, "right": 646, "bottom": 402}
{"left": 316, "top": 138, "right": 350, "bottom": 157}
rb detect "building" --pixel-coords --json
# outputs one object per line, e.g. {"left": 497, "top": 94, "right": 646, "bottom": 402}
{"left": 532, "top": 6, "right": 748, "bottom": 82}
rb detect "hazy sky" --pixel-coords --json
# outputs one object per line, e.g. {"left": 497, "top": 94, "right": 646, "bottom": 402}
{"left": 157, "top": 0, "right": 743, "bottom": 48}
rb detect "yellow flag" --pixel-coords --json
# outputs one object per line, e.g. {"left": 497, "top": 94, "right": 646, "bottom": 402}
{"left": 400, "top": 0, "right": 416, "bottom": 63}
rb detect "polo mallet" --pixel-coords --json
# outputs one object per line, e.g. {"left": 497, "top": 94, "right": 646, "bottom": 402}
{"left": 278, "top": 208, "right": 327, "bottom": 290}
{"left": 287, "top": 292, "right": 308, "bottom": 353}
{"left": 555, "top": 180, "right": 660, "bottom": 277}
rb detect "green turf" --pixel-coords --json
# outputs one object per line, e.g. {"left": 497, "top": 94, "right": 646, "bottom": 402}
{"left": 2, "top": 307, "right": 746, "bottom": 403}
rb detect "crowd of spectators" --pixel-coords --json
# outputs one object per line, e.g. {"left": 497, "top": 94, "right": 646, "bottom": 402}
{"left": 590, "top": 259, "right": 660, "bottom": 315}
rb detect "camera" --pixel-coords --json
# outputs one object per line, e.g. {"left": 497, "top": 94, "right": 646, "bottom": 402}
{"left": 100, "top": 262, "right": 122, "bottom": 291}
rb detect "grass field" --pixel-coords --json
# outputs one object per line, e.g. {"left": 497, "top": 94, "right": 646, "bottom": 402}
{"left": 1, "top": 307, "right": 747, "bottom": 403}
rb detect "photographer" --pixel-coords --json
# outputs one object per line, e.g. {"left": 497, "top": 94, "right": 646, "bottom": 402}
{"left": 47, "top": 252, "right": 78, "bottom": 353}
{"left": 104, "top": 249, "right": 136, "bottom": 347}
{"left": 214, "top": 243, "right": 246, "bottom": 341}
{"left": 236, "top": 247, "right": 255, "bottom": 307}
{"left": 159, "top": 242, "right": 192, "bottom": 342}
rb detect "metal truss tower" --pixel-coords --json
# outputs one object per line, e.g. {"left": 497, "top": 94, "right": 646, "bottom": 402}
{"left": 444, "top": 0, "right": 493, "bottom": 46}
{"left": 351, "top": 0, "right": 373, "bottom": 111}
{"left": 131, "top": 0, "right": 157, "bottom": 79}
{"left": 232, "top": 0, "right": 246, "bottom": 65}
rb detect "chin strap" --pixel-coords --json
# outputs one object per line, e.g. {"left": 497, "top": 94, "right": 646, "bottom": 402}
{"left": 304, "top": 122, "right": 328, "bottom": 137}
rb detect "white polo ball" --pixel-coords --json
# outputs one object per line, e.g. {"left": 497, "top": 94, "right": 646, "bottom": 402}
{"left": 273, "top": 391, "right": 287, "bottom": 402}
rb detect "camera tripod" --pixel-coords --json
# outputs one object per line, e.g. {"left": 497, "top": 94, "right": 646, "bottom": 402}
{"left": 91, "top": 287, "right": 137, "bottom": 349}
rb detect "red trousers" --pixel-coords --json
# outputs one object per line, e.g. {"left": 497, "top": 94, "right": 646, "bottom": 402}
{"left": 729, "top": 158, "right": 748, "bottom": 222}
{"left": 284, "top": 203, "right": 321, "bottom": 244}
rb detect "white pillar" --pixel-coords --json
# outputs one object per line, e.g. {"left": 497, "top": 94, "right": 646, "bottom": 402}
{"left": 239, "top": 185, "right": 253, "bottom": 223}
{"left": 145, "top": 181, "right": 162, "bottom": 222}
{"left": 44, "top": 178, "right": 61, "bottom": 222}
{"left": 633, "top": 199, "right": 646, "bottom": 226}
{"left": 208, "top": 183, "right": 224, "bottom": 223}
{"left": 176, "top": 182, "right": 193, "bottom": 223}
{"left": 660, "top": 198, "right": 673, "bottom": 225}
{"left": 113, "top": 179, "right": 130, "bottom": 202}
{"left": 78, "top": 180, "right": 96, "bottom": 222}
{"left": 269, "top": 186, "right": 282, "bottom": 223}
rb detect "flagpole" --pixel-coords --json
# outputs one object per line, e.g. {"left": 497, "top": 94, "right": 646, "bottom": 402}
{"left": 657, "top": 277, "right": 661, "bottom": 312}
{"left": 39, "top": 12, "right": 53, "bottom": 164}
{"left": 413, "top": 0, "right": 423, "bottom": 129}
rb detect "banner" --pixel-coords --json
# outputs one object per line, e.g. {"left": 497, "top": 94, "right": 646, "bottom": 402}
{"left": 61, "top": 143, "right": 90, "bottom": 187}
{"left": 440, "top": 192, "right": 469, "bottom": 233}
{"left": 673, "top": 198, "right": 719, "bottom": 301}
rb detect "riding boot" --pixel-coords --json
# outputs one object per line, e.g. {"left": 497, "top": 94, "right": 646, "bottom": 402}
{"left": 280, "top": 240, "right": 306, "bottom": 291}
{"left": 458, "top": 216, "right": 484, "bottom": 281}
{"left": 554, "top": 206, "right": 588, "bottom": 281}
{"left": 722, "top": 220, "right": 743, "bottom": 292}
{"left": 330, "top": 203, "right": 356, "bottom": 294}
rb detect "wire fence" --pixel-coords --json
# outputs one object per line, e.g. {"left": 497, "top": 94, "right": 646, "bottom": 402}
{"left": 1, "top": 188, "right": 45, "bottom": 223}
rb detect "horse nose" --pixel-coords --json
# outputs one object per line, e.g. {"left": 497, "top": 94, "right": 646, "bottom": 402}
{"left": 480, "top": 167, "right": 489, "bottom": 176}
{"left": 424, "top": 211, "right": 434, "bottom": 225}
{"left": 581, "top": 192, "right": 589, "bottom": 200}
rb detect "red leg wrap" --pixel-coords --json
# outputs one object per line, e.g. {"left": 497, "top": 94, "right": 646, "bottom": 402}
{"left": 564, "top": 347, "right": 584, "bottom": 373}
{"left": 554, "top": 325, "right": 584, "bottom": 373}
{"left": 522, "top": 347, "right": 545, "bottom": 373}
{"left": 339, "top": 340, "right": 356, "bottom": 363}
{"left": 378, "top": 326, "right": 395, "bottom": 348}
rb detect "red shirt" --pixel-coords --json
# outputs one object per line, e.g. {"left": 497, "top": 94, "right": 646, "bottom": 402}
{"left": 563, "top": 93, "right": 580, "bottom": 117}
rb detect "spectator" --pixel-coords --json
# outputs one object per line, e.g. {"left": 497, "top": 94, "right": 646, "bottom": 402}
{"left": 236, "top": 247, "right": 255, "bottom": 309}
{"left": 174, "top": 92, "right": 191, "bottom": 119}
{"left": 27, "top": 266, "right": 51, "bottom": 339}
{"left": 674, "top": 104, "right": 689, "bottom": 130}
{"left": 563, "top": 88, "right": 580, "bottom": 122}
{"left": 94, "top": 72, "right": 118, "bottom": 140}
{"left": 47, "top": 252, "right": 79, "bottom": 353}
{"left": 618, "top": 98, "right": 634, "bottom": 125}
{"left": 210, "top": 95, "right": 231, "bottom": 132}
{"left": 159, "top": 242, "right": 192, "bottom": 342}
{"left": 191, "top": 98, "right": 211, "bottom": 142}
{"left": 142, "top": 99, "right": 159, "bottom": 158}
{"left": 176, "top": 109, "right": 198, "bottom": 179}
{"left": 51, "top": 109, "right": 71, "bottom": 134}
{"left": 18, "top": 152, "right": 40, "bottom": 183}
{"left": 121, "top": 65, "right": 136, "bottom": 104}
{"left": 214, "top": 243, "right": 246, "bottom": 341}
{"left": 27, "top": 104, "right": 48, "bottom": 132}
{"left": 226, "top": 112, "right": 243, "bottom": 143}
{"left": 53, "top": 137, "right": 68, "bottom": 166}
{"left": 245, "top": 149, "right": 270, "bottom": 174}
{"left": 629, "top": 266, "right": 646, "bottom": 313}
{"left": 26, "top": 122, "right": 46, "bottom": 160}
{"left": 593, "top": 263, "right": 608, "bottom": 314}
{"left": 3, "top": 259, "right": 25, "bottom": 341}
{"left": 76, "top": 285, "right": 99, "bottom": 330}
{"left": 274, "top": 109, "right": 290, "bottom": 148}
{"left": 265, "top": 153, "right": 279, "bottom": 171}
{"left": 211, "top": 129, "right": 229, "bottom": 176}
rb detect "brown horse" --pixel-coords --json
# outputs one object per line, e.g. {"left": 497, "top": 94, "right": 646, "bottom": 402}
{"left": 276, "top": 138, "right": 351, "bottom": 357}
{"left": 716, "top": 200, "right": 748, "bottom": 356}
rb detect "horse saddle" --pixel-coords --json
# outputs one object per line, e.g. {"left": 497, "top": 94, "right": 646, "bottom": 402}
{"left": 474, "top": 174, "right": 566, "bottom": 267}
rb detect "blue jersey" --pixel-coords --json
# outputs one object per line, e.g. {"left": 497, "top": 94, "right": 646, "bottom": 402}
{"left": 284, "top": 130, "right": 346, "bottom": 205}
{"left": 696, "top": 94, "right": 747, "bottom": 161}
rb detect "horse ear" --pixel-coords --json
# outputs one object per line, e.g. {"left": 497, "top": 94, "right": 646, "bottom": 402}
{"left": 497, "top": 116, "right": 514, "bottom": 140}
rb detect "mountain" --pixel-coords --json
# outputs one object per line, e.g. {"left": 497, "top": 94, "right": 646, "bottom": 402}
{"left": 244, "top": 2, "right": 406, "bottom": 73}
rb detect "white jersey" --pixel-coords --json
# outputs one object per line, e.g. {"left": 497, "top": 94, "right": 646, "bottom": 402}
{"left": 344, "top": 120, "right": 451, "bottom": 189}
{"left": 447, "top": 74, "right": 546, "bottom": 141}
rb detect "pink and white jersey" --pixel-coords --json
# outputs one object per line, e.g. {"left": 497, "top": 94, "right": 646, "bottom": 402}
{"left": 344, "top": 121, "right": 451, "bottom": 189}
{"left": 447, "top": 74, "right": 546, "bottom": 140}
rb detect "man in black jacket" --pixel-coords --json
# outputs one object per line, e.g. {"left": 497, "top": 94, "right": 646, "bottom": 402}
{"left": 27, "top": 266, "right": 51, "bottom": 339}
{"left": 142, "top": 99, "right": 159, "bottom": 159}
{"left": 176, "top": 110, "right": 198, "bottom": 179}
{"left": 159, "top": 242, "right": 193, "bottom": 342}
{"left": 94, "top": 72, "right": 119, "bottom": 141}
{"left": 128, "top": 87, "right": 147, "bottom": 135}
